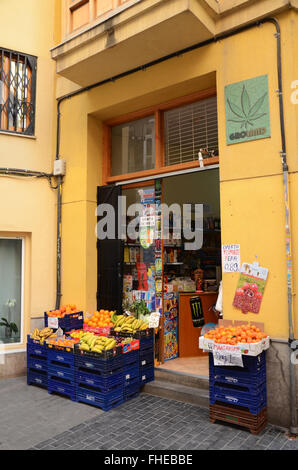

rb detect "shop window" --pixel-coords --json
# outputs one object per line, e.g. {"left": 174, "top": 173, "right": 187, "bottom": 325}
{"left": 111, "top": 115, "right": 155, "bottom": 176}
{"left": 0, "top": 238, "right": 23, "bottom": 345}
{"left": 164, "top": 96, "right": 218, "bottom": 166}
{"left": 0, "top": 48, "right": 36, "bottom": 135}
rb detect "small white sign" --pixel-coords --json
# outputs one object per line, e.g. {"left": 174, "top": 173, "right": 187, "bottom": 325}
{"left": 149, "top": 311, "right": 160, "bottom": 328}
{"left": 212, "top": 343, "right": 243, "bottom": 367}
{"left": 222, "top": 244, "right": 241, "bottom": 273}
{"left": 48, "top": 317, "right": 58, "bottom": 329}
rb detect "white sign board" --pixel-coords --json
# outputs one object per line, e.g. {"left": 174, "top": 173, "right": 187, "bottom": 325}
{"left": 212, "top": 343, "right": 244, "bottom": 367}
{"left": 222, "top": 244, "right": 241, "bottom": 273}
{"left": 149, "top": 311, "right": 160, "bottom": 329}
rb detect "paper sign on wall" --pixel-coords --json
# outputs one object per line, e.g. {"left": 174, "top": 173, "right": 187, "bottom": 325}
{"left": 222, "top": 244, "right": 241, "bottom": 273}
{"left": 233, "top": 261, "right": 268, "bottom": 314}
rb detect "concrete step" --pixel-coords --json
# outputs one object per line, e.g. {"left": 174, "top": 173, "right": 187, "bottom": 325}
{"left": 154, "top": 368, "right": 209, "bottom": 390}
{"left": 142, "top": 379, "right": 209, "bottom": 408}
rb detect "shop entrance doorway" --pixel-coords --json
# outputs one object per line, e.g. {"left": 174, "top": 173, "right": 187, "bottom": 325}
{"left": 97, "top": 166, "right": 221, "bottom": 378}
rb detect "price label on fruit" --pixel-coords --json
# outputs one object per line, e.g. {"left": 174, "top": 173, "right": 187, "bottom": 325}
{"left": 212, "top": 344, "right": 243, "bottom": 367}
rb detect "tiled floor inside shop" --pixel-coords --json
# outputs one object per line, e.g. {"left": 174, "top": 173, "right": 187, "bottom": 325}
{"left": 157, "top": 356, "right": 209, "bottom": 377}
{"left": 1, "top": 376, "right": 298, "bottom": 450}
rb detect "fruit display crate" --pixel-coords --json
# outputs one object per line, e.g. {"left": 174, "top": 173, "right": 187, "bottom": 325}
{"left": 27, "top": 369, "right": 48, "bottom": 389}
{"left": 140, "top": 365, "right": 155, "bottom": 386}
{"left": 124, "top": 365, "right": 140, "bottom": 387}
{"left": 209, "top": 403, "right": 267, "bottom": 435}
{"left": 48, "top": 364, "right": 75, "bottom": 383}
{"left": 209, "top": 351, "right": 266, "bottom": 373}
{"left": 124, "top": 382, "right": 140, "bottom": 402}
{"left": 139, "top": 335, "right": 154, "bottom": 352}
{"left": 75, "top": 353, "right": 124, "bottom": 376}
{"left": 111, "top": 328, "right": 155, "bottom": 339}
{"left": 200, "top": 335, "right": 270, "bottom": 357}
{"left": 74, "top": 342, "right": 123, "bottom": 360}
{"left": 27, "top": 355, "right": 48, "bottom": 374}
{"left": 123, "top": 349, "right": 139, "bottom": 368}
{"left": 209, "top": 368, "right": 266, "bottom": 392}
{"left": 76, "top": 384, "right": 124, "bottom": 411}
{"left": 48, "top": 377, "right": 76, "bottom": 401}
{"left": 47, "top": 348, "right": 75, "bottom": 367}
{"left": 75, "top": 369, "right": 123, "bottom": 391}
{"left": 44, "top": 311, "right": 84, "bottom": 332}
{"left": 27, "top": 335, "right": 48, "bottom": 356}
{"left": 139, "top": 349, "right": 154, "bottom": 369}
{"left": 209, "top": 385, "right": 267, "bottom": 415}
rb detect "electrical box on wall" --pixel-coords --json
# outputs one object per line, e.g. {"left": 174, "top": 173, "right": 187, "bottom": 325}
{"left": 53, "top": 159, "right": 66, "bottom": 176}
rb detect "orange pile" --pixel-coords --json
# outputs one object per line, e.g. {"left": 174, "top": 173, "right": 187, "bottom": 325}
{"left": 46, "top": 304, "right": 80, "bottom": 318}
{"left": 204, "top": 324, "right": 268, "bottom": 345}
{"left": 84, "top": 310, "right": 115, "bottom": 329}
{"left": 47, "top": 337, "right": 79, "bottom": 347}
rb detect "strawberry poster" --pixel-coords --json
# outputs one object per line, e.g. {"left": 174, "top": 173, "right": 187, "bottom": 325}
{"left": 233, "top": 262, "right": 268, "bottom": 314}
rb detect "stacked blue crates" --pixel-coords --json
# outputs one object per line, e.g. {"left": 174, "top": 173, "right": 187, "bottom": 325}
{"left": 44, "top": 311, "right": 84, "bottom": 332}
{"left": 75, "top": 352, "right": 124, "bottom": 411}
{"left": 47, "top": 349, "right": 76, "bottom": 401}
{"left": 139, "top": 336, "right": 155, "bottom": 387}
{"left": 209, "top": 352, "right": 267, "bottom": 415}
{"left": 27, "top": 335, "right": 48, "bottom": 388}
{"left": 123, "top": 348, "right": 140, "bottom": 401}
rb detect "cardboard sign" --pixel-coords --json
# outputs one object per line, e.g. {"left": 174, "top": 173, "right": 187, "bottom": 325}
{"left": 222, "top": 244, "right": 241, "bottom": 273}
{"left": 212, "top": 343, "right": 244, "bottom": 367}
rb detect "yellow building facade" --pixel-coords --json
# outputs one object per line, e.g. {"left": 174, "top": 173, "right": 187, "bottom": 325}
{"left": 1, "top": 0, "right": 298, "bottom": 428}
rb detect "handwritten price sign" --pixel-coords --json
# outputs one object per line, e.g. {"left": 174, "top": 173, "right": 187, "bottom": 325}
{"left": 222, "top": 244, "right": 241, "bottom": 273}
{"left": 212, "top": 343, "right": 243, "bottom": 367}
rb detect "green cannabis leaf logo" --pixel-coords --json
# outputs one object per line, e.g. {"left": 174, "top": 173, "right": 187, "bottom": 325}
{"left": 227, "top": 85, "right": 267, "bottom": 129}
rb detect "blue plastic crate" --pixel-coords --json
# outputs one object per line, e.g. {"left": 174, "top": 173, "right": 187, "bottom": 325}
{"left": 209, "top": 367, "right": 266, "bottom": 390}
{"left": 75, "top": 369, "right": 123, "bottom": 390}
{"left": 27, "top": 355, "right": 48, "bottom": 373}
{"left": 27, "top": 338, "right": 48, "bottom": 358}
{"left": 209, "top": 387, "right": 267, "bottom": 415}
{"left": 75, "top": 354, "right": 123, "bottom": 375}
{"left": 123, "top": 350, "right": 139, "bottom": 367}
{"left": 76, "top": 384, "right": 123, "bottom": 411}
{"left": 139, "top": 365, "right": 154, "bottom": 385}
{"left": 139, "top": 349, "right": 154, "bottom": 369}
{"left": 48, "top": 378, "right": 76, "bottom": 401}
{"left": 27, "top": 369, "right": 48, "bottom": 388}
{"left": 209, "top": 352, "right": 266, "bottom": 373}
{"left": 48, "top": 349, "right": 75, "bottom": 367}
{"left": 124, "top": 366, "right": 140, "bottom": 387}
{"left": 210, "top": 379, "right": 267, "bottom": 398}
{"left": 48, "top": 365, "right": 75, "bottom": 383}
{"left": 124, "top": 383, "right": 140, "bottom": 402}
{"left": 44, "top": 311, "right": 84, "bottom": 331}
{"left": 139, "top": 336, "right": 154, "bottom": 352}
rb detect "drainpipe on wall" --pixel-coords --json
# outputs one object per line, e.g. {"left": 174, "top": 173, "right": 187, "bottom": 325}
{"left": 54, "top": 15, "right": 297, "bottom": 432}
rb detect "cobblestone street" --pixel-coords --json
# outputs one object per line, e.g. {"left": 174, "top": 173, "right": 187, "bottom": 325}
{"left": 0, "top": 376, "right": 297, "bottom": 451}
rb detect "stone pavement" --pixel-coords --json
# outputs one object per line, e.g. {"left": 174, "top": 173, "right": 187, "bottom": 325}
{"left": 1, "top": 376, "right": 298, "bottom": 450}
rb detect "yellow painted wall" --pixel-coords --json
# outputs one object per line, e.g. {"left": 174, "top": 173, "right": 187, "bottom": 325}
{"left": 56, "top": 10, "right": 298, "bottom": 338}
{"left": 0, "top": 0, "right": 60, "bottom": 351}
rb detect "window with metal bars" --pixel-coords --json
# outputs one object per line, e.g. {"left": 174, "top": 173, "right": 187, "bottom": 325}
{"left": 0, "top": 48, "right": 37, "bottom": 135}
{"left": 164, "top": 96, "right": 218, "bottom": 166}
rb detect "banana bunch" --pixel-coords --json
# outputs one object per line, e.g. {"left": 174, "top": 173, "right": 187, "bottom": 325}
{"left": 80, "top": 332, "right": 117, "bottom": 354}
{"left": 31, "top": 328, "right": 57, "bottom": 344}
{"left": 113, "top": 315, "right": 148, "bottom": 334}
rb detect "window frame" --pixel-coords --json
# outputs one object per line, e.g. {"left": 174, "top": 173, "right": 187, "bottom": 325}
{"left": 0, "top": 47, "right": 37, "bottom": 137}
{"left": 0, "top": 237, "right": 25, "bottom": 347}
{"left": 103, "top": 87, "right": 219, "bottom": 184}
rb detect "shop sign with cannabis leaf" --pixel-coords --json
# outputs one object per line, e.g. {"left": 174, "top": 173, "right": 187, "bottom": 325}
{"left": 225, "top": 75, "right": 271, "bottom": 145}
